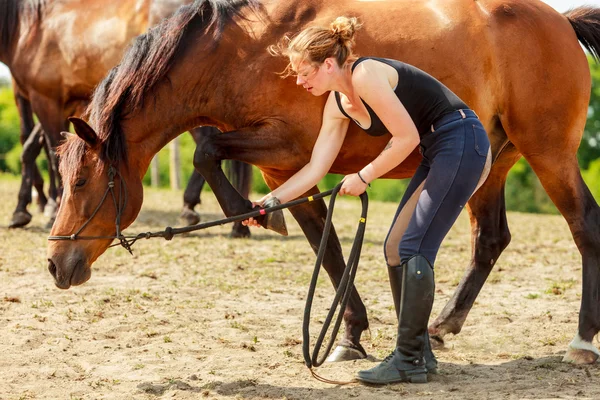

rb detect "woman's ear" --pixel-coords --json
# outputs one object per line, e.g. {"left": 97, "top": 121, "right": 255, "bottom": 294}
{"left": 324, "top": 57, "right": 337, "bottom": 73}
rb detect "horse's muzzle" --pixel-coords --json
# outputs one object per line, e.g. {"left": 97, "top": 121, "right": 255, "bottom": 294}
{"left": 47, "top": 257, "right": 91, "bottom": 289}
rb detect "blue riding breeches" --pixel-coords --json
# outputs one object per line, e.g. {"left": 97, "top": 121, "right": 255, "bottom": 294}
{"left": 384, "top": 109, "right": 492, "bottom": 266}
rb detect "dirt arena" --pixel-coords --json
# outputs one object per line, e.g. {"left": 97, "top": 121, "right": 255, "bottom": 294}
{"left": 0, "top": 177, "right": 598, "bottom": 399}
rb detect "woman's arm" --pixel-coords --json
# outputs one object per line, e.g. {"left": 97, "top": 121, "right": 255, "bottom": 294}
{"left": 339, "top": 61, "right": 420, "bottom": 197}
{"left": 261, "top": 92, "right": 350, "bottom": 204}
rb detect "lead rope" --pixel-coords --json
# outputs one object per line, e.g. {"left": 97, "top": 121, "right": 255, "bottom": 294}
{"left": 302, "top": 184, "right": 367, "bottom": 385}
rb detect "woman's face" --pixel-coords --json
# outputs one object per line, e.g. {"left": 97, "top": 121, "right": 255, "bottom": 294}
{"left": 291, "top": 57, "right": 327, "bottom": 96}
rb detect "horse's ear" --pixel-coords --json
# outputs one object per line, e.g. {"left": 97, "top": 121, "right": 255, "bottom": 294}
{"left": 69, "top": 117, "right": 99, "bottom": 148}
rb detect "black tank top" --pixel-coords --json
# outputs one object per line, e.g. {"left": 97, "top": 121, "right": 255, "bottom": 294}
{"left": 334, "top": 57, "right": 469, "bottom": 137}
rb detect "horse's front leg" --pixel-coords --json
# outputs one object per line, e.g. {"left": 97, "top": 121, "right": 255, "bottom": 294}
{"left": 188, "top": 126, "right": 251, "bottom": 237}
{"left": 192, "top": 125, "right": 287, "bottom": 234}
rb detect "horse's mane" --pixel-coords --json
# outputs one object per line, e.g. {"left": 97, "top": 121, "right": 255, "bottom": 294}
{"left": 79, "top": 0, "right": 260, "bottom": 170}
{"left": 0, "top": 0, "right": 46, "bottom": 54}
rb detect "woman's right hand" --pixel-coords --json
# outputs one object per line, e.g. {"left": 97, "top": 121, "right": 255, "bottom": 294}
{"left": 242, "top": 201, "right": 264, "bottom": 227}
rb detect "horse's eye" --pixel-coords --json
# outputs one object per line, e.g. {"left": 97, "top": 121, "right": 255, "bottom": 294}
{"left": 75, "top": 178, "right": 86, "bottom": 188}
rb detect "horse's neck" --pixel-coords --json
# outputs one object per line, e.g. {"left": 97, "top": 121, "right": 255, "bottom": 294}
{"left": 121, "top": 79, "right": 227, "bottom": 178}
{"left": 121, "top": 3, "right": 279, "bottom": 173}
{"left": 123, "top": 49, "right": 256, "bottom": 163}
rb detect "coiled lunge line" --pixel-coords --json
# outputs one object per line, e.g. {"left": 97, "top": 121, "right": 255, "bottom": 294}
{"left": 302, "top": 184, "right": 368, "bottom": 385}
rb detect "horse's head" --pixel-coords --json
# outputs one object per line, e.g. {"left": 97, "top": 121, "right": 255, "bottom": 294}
{"left": 47, "top": 117, "right": 144, "bottom": 289}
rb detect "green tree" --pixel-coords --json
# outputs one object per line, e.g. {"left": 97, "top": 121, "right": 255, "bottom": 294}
{"left": 580, "top": 56, "right": 600, "bottom": 169}
{"left": 0, "top": 86, "right": 20, "bottom": 172}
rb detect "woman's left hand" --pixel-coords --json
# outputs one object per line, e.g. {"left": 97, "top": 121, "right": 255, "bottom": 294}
{"left": 339, "top": 173, "right": 368, "bottom": 196}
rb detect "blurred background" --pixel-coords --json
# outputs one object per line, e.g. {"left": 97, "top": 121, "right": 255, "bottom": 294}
{"left": 1, "top": 0, "right": 599, "bottom": 214}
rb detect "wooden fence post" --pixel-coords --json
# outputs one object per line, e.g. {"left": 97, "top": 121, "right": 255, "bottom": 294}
{"left": 151, "top": 155, "right": 160, "bottom": 187}
{"left": 170, "top": 136, "right": 181, "bottom": 190}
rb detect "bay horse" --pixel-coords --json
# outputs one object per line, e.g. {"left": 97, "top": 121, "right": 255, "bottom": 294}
{"left": 0, "top": 0, "right": 251, "bottom": 236}
{"left": 47, "top": 0, "right": 600, "bottom": 365}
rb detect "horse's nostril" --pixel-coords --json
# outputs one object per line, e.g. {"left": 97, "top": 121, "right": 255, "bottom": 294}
{"left": 47, "top": 259, "right": 57, "bottom": 278}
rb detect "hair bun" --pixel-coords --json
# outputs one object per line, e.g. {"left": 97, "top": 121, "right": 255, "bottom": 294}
{"left": 330, "top": 16, "right": 361, "bottom": 43}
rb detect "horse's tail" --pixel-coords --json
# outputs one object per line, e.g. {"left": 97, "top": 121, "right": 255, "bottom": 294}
{"left": 226, "top": 160, "right": 253, "bottom": 196}
{"left": 565, "top": 7, "right": 600, "bottom": 62}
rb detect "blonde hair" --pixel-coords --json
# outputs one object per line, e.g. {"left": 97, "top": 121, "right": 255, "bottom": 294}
{"left": 269, "top": 16, "right": 362, "bottom": 78}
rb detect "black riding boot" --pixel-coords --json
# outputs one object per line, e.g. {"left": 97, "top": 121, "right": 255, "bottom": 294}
{"left": 357, "top": 255, "right": 435, "bottom": 384}
{"left": 386, "top": 262, "right": 438, "bottom": 374}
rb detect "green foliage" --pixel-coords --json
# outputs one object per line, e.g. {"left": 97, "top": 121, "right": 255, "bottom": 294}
{"left": 505, "top": 158, "right": 558, "bottom": 214}
{"left": 580, "top": 56, "right": 600, "bottom": 169}
{"left": 0, "top": 87, "right": 20, "bottom": 172}
{"left": 251, "top": 166, "right": 269, "bottom": 194}
{"left": 142, "top": 134, "right": 196, "bottom": 188}
{"left": 582, "top": 158, "right": 600, "bottom": 203}
{"left": 5, "top": 143, "right": 22, "bottom": 174}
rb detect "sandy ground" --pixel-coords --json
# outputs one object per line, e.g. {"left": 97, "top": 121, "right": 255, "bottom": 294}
{"left": 0, "top": 176, "right": 598, "bottom": 400}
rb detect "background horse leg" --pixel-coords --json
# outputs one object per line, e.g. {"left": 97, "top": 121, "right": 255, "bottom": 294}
{"left": 182, "top": 127, "right": 206, "bottom": 225}
{"left": 429, "top": 141, "right": 521, "bottom": 347}
{"left": 9, "top": 93, "right": 44, "bottom": 228}
{"left": 10, "top": 124, "right": 44, "bottom": 228}
{"left": 181, "top": 168, "right": 205, "bottom": 225}
{"left": 32, "top": 149, "right": 48, "bottom": 213}
{"left": 29, "top": 98, "right": 68, "bottom": 228}
{"left": 226, "top": 159, "right": 252, "bottom": 238}
{"left": 41, "top": 127, "right": 60, "bottom": 219}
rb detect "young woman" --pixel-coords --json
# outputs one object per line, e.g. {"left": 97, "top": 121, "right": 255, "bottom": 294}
{"left": 243, "top": 17, "right": 492, "bottom": 384}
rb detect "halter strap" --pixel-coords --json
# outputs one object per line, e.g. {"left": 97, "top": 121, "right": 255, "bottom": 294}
{"left": 48, "top": 166, "right": 134, "bottom": 254}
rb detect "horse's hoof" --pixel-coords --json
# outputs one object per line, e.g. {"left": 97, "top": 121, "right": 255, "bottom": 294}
{"left": 180, "top": 208, "right": 201, "bottom": 226}
{"left": 563, "top": 349, "right": 599, "bottom": 364}
{"left": 230, "top": 222, "right": 251, "bottom": 238}
{"left": 262, "top": 197, "right": 288, "bottom": 236}
{"left": 44, "top": 217, "right": 56, "bottom": 230}
{"left": 9, "top": 211, "right": 32, "bottom": 229}
{"left": 429, "top": 333, "right": 445, "bottom": 350}
{"left": 37, "top": 199, "right": 47, "bottom": 214}
{"left": 326, "top": 345, "right": 367, "bottom": 362}
{"left": 44, "top": 198, "right": 57, "bottom": 218}
{"left": 563, "top": 335, "right": 600, "bottom": 364}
